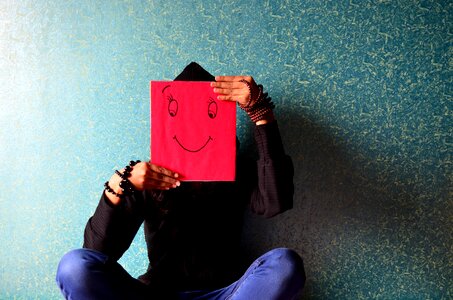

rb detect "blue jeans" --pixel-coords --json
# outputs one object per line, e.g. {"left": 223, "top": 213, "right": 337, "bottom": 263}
{"left": 56, "top": 247, "right": 305, "bottom": 300}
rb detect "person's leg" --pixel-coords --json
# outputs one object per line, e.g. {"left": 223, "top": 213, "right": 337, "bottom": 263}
{"left": 56, "top": 248, "right": 148, "bottom": 300}
{"left": 178, "top": 248, "right": 305, "bottom": 300}
{"left": 230, "top": 247, "right": 305, "bottom": 300}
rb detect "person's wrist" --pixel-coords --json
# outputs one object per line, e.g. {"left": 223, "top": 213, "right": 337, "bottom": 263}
{"left": 251, "top": 83, "right": 261, "bottom": 103}
{"left": 104, "top": 160, "right": 141, "bottom": 205}
{"left": 255, "top": 111, "right": 275, "bottom": 125}
{"left": 116, "top": 160, "right": 141, "bottom": 195}
{"left": 110, "top": 173, "right": 123, "bottom": 194}
{"left": 105, "top": 173, "right": 123, "bottom": 205}
{"left": 239, "top": 83, "right": 275, "bottom": 123}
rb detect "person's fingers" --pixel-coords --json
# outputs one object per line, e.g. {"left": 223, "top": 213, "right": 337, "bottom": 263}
{"left": 144, "top": 179, "right": 177, "bottom": 190}
{"left": 210, "top": 81, "right": 243, "bottom": 89}
{"left": 146, "top": 171, "right": 180, "bottom": 185}
{"left": 213, "top": 87, "right": 247, "bottom": 95}
{"left": 148, "top": 163, "right": 179, "bottom": 179}
{"left": 213, "top": 87, "right": 233, "bottom": 94}
{"left": 215, "top": 75, "right": 252, "bottom": 82}
{"left": 212, "top": 76, "right": 255, "bottom": 105}
{"left": 126, "top": 162, "right": 180, "bottom": 191}
{"left": 215, "top": 75, "right": 242, "bottom": 82}
{"left": 217, "top": 94, "right": 249, "bottom": 102}
{"left": 140, "top": 163, "right": 180, "bottom": 190}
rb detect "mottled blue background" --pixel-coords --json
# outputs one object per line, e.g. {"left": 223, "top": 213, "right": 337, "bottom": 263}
{"left": 0, "top": 0, "right": 451, "bottom": 299}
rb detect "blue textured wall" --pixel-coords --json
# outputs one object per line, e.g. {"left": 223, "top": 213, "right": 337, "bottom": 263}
{"left": 0, "top": 0, "right": 451, "bottom": 299}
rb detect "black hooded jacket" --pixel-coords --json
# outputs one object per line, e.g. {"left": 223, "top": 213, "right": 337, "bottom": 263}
{"left": 83, "top": 62, "right": 294, "bottom": 294}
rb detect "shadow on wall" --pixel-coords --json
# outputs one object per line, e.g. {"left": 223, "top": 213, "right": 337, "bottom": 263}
{"left": 240, "top": 95, "right": 450, "bottom": 298}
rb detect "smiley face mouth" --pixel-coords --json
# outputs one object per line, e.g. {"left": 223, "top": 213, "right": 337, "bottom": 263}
{"left": 173, "top": 135, "right": 213, "bottom": 153}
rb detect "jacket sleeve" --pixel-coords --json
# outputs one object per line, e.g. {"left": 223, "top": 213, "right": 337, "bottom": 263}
{"left": 244, "top": 121, "right": 294, "bottom": 218}
{"left": 83, "top": 191, "right": 147, "bottom": 261}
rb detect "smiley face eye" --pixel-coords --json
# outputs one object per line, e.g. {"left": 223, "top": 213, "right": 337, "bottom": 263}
{"left": 208, "top": 99, "right": 217, "bottom": 119}
{"left": 168, "top": 95, "right": 178, "bottom": 117}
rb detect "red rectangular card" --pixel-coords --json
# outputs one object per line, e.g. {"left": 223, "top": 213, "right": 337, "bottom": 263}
{"left": 151, "top": 81, "right": 236, "bottom": 181}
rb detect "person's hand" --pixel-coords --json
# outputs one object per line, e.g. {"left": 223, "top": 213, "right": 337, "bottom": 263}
{"left": 105, "top": 162, "right": 180, "bottom": 205}
{"left": 211, "top": 76, "right": 260, "bottom": 107}
{"left": 211, "top": 76, "right": 274, "bottom": 125}
{"left": 128, "top": 162, "right": 180, "bottom": 191}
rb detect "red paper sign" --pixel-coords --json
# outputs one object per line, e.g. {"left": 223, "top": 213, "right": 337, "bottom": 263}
{"left": 151, "top": 81, "right": 236, "bottom": 181}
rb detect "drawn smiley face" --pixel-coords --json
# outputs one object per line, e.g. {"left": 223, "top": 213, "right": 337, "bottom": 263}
{"left": 162, "top": 84, "right": 217, "bottom": 153}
